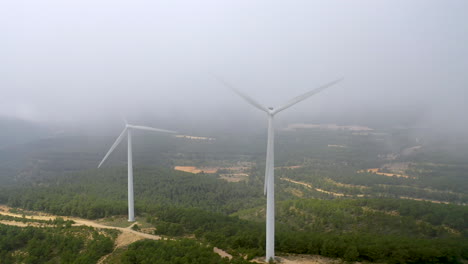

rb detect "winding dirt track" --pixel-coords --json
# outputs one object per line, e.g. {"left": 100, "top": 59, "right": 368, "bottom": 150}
{"left": 0, "top": 205, "right": 235, "bottom": 263}
{"left": 0, "top": 205, "right": 338, "bottom": 264}
{"left": 0, "top": 205, "right": 161, "bottom": 240}
{"left": 0, "top": 204, "right": 161, "bottom": 263}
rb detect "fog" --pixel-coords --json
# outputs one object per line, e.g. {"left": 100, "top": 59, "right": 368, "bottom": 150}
{"left": 1, "top": 0, "right": 467, "bottom": 134}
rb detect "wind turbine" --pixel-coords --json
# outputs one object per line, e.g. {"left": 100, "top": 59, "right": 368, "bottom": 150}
{"left": 218, "top": 77, "right": 342, "bottom": 261}
{"left": 98, "top": 121, "right": 176, "bottom": 222}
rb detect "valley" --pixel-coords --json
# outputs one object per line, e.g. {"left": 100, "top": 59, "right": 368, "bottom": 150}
{"left": 0, "top": 123, "right": 467, "bottom": 263}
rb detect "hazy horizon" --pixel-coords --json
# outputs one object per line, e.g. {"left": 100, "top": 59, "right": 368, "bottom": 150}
{"left": 1, "top": 0, "right": 467, "bottom": 135}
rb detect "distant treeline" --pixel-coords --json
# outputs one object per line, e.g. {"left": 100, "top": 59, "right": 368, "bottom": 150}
{"left": 118, "top": 239, "right": 250, "bottom": 264}
{"left": 149, "top": 199, "right": 467, "bottom": 263}
{"left": 0, "top": 165, "right": 467, "bottom": 263}
{"left": 0, "top": 167, "right": 264, "bottom": 219}
{"left": 0, "top": 126, "right": 467, "bottom": 264}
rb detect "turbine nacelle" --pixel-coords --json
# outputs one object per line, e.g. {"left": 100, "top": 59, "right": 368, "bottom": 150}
{"left": 219, "top": 77, "right": 343, "bottom": 118}
{"left": 268, "top": 107, "right": 275, "bottom": 116}
{"left": 217, "top": 76, "right": 343, "bottom": 194}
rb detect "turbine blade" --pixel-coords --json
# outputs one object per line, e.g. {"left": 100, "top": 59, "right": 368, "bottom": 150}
{"left": 98, "top": 127, "right": 128, "bottom": 168}
{"left": 231, "top": 88, "right": 269, "bottom": 113}
{"left": 215, "top": 76, "right": 269, "bottom": 113}
{"left": 129, "top": 125, "right": 177, "bottom": 134}
{"left": 273, "top": 78, "right": 343, "bottom": 115}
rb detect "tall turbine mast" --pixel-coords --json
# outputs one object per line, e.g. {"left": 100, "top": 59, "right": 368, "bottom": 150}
{"left": 219, "top": 77, "right": 342, "bottom": 261}
{"left": 98, "top": 122, "right": 176, "bottom": 222}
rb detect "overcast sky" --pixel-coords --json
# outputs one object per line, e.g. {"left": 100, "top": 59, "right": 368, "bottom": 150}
{"left": 1, "top": 0, "right": 467, "bottom": 130}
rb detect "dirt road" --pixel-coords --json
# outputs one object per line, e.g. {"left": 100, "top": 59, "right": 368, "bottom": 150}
{"left": 0, "top": 205, "right": 236, "bottom": 263}
{"left": 0, "top": 205, "right": 339, "bottom": 264}
{"left": 0, "top": 205, "right": 161, "bottom": 239}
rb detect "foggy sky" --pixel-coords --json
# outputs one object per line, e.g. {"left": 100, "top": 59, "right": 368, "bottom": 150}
{"left": 1, "top": 0, "right": 467, "bottom": 131}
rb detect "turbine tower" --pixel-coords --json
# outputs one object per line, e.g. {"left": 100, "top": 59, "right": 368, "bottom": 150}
{"left": 219, "top": 78, "right": 342, "bottom": 261}
{"left": 98, "top": 121, "right": 176, "bottom": 222}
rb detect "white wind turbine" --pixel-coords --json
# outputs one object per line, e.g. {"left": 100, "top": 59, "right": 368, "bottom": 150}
{"left": 98, "top": 121, "right": 176, "bottom": 222}
{"left": 218, "top": 78, "right": 342, "bottom": 261}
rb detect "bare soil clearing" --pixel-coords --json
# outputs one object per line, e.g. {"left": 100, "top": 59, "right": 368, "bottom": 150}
{"left": 327, "top": 144, "right": 346, "bottom": 148}
{"left": 174, "top": 166, "right": 246, "bottom": 175}
{"left": 115, "top": 231, "right": 145, "bottom": 248}
{"left": 0, "top": 220, "right": 30, "bottom": 227}
{"left": 382, "top": 162, "right": 411, "bottom": 174}
{"left": 1, "top": 206, "right": 347, "bottom": 264}
{"left": 284, "top": 123, "right": 373, "bottom": 132}
{"left": 280, "top": 178, "right": 365, "bottom": 198}
{"left": 219, "top": 173, "right": 249, "bottom": 182}
{"left": 0, "top": 205, "right": 237, "bottom": 263}
{"left": 280, "top": 178, "right": 313, "bottom": 188}
{"left": 174, "top": 164, "right": 253, "bottom": 182}
{"left": 399, "top": 196, "right": 450, "bottom": 204}
{"left": 174, "top": 166, "right": 204, "bottom": 173}
{"left": 253, "top": 254, "right": 341, "bottom": 264}
{"left": 0, "top": 205, "right": 162, "bottom": 242}
{"left": 276, "top": 165, "right": 303, "bottom": 169}
{"left": 1, "top": 205, "right": 164, "bottom": 264}
{"left": 174, "top": 135, "right": 215, "bottom": 141}
{"left": 359, "top": 168, "right": 413, "bottom": 179}
{"left": 213, "top": 247, "right": 233, "bottom": 260}
{"left": 324, "top": 178, "right": 368, "bottom": 190}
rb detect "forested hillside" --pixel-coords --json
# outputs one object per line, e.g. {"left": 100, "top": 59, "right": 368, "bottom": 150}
{"left": 0, "top": 223, "right": 115, "bottom": 263}
{"left": 0, "top": 125, "right": 466, "bottom": 263}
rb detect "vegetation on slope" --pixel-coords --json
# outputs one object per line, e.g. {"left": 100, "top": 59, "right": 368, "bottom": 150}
{"left": 0, "top": 127, "right": 466, "bottom": 263}
{"left": 0, "top": 224, "right": 115, "bottom": 264}
{"left": 113, "top": 239, "right": 250, "bottom": 264}
{"left": 150, "top": 199, "right": 468, "bottom": 263}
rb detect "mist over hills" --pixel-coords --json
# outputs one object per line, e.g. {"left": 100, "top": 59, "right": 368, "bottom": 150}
{"left": 1, "top": 1, "right": 467, "bottom": 262}
{"left": 0, "top": 116, "right": 51, "bottom": 148}
{"left": 1, "top": 99, "right": 467, "bottom": 263}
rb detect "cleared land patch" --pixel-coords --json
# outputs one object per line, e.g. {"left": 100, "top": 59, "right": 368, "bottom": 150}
{"left": 174, "top": 134, "right": 215, "bottom": 141}
{"left": 399, "top": 196, "right": 450, "bottom": 204}
{"left": 280, "top": 178, "right": 365, "bottom": 198}
{"left": 281, "top": 177, "right": 313, "bottom": 188}
{"left": 276, "top": 165, "right": 303, "bottom": 169}
{"left": 174, "top": 166, "right": 219, "bottom": 174}
{"left": 324, "top": 178, "right": 369, "bottom": 190}
{"left": 219, "top": 173, "right": 249, "bottom": 182}
{"left": 1, "top": 205, "right": 237, "bottom": 264}
{"left": 0, "top": 205, "right": 161, "bottom": 241}
{"left": 174, "top": 164, "right": 253, "bottom": 182}
{"left": 359, "top": 168, "right": 414, "bottom": 179}
{"left": 284, "top": 123, "right": 373, "bottom": 132}
{"left": 327, "top": 144, "right": 346, "bottom": 148}
{"left": 0, "top": 220, "right": 30, "bottom": 227}
{"left": 253, "top": 254, "right": 341, "bottom": 264}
